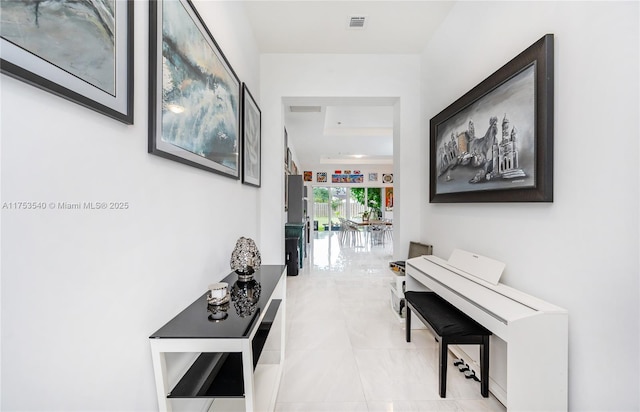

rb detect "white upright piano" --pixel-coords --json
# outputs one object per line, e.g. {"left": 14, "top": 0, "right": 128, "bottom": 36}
{"left": 405, "top": 250, "right": 568, "bottom": 411}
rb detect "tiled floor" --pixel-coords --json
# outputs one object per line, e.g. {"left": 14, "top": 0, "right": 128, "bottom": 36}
{"left": 275, "top": 232, "right": 506, "bottom": 412}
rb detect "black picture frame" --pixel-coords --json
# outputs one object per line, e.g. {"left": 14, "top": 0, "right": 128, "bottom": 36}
{"left": 284, "top": 127, "right": 288, "bottom": 167}
{"left": 149, "top": 0, "right": 241, "bottom": 179}
{"left": 430, "top": 34, "right": 553, "bottom": 203}
{"left": 0, "top": 0, "right": 134, "bottom": 124}
{"left": 284, "top": 128, "right": 289, "bottom": 211}
{"left": 242, "top": 83, "right": 261, "bottom": 187}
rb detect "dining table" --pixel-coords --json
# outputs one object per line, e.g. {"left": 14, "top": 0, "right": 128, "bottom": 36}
{"left": 347, "top": 219, "right": 392, "bottom": 245}
{"left": 348, "top": 218, "right": 392, "bottom": 226}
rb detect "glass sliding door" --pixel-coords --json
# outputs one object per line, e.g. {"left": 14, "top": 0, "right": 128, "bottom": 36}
{"left": 313, "top": 186, "right": 346, "bottom": 231}
{"left": 349, "top": 188, "right": 367, "bottom": 220}
{"left": 366, "top": 187, "right": 382, "bottom": 220}
{"left": 313, "top": 187, "right": 330, "bottom": 232}
{"left": 348, "top": 187, "right": 382, "bottom": 220}
{"left": 312, "top": 185, "right": 385, "bottom": 229}
{"left": 329, "top": 187, "right": 347, "bottom": 231}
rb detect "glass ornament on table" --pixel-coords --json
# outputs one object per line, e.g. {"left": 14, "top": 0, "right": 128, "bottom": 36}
{"left": 230, "top": 237, "right": 262, "bottom": 281}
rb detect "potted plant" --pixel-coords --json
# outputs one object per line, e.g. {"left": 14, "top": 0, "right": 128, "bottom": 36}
{"left": 362, "top": 210, "right": 370, "bottom": 221}
{"left": 368, "top": 200, "right": 380, "bottom": 221}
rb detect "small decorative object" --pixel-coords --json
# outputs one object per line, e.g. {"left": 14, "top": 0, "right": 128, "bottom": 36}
{"left": 231, "top": 279, "right": 261, "bottom": 318}
{"left": 317, "top": 172, "right": 327, "bottom": 183}
{"left": 382, "top": 173, "right": 394, "bottom": 183}
{"left": 230, "top": 237, "right": 261, "bottom": 280}
{"left": 207, "top": 300, "right": 229, "bottom": 322}
{"left": 207, "top": 282, "right": 229, "bottom": 305}
{"left": 362, "top": 211, "right": 370, "bottom": 221}
{"left": 368, "top": 172, "right": 378, "bottom": 182}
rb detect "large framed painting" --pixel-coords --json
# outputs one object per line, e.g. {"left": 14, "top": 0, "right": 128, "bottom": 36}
{"left": 242, "top": 83, "right": 261, "bottom": 187}
{"left": 0, "top": 0, "right": 134, "bottom": 124}
{"left": 149, "top": 0, "right": 241, "bottom": 178}
{"left": 430, "top": 34, "right": 554, "bottom": 203}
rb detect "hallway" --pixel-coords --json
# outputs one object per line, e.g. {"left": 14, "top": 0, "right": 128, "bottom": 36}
{"left": 275, "top": 232, "right": 506, "bottom": 412}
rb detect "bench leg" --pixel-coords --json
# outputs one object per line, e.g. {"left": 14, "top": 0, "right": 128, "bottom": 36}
{"left": 405, "top": 306, "right": 411, "bottom": 342}
{"left": 480, "top": 335, "right": 490, "bottom": 398}
{"left": 439, "top": 338, "right": 448, "bottom": 398}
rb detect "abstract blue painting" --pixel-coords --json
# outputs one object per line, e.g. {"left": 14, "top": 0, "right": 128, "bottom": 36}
{"left": 0, "top": 0, "right": 133, "bottom": 123}
{"left": 149, "top": 0, "right": 241, "bottom": 178}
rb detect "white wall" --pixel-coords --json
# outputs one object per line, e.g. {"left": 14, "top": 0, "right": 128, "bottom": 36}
{"left": 421, "top": 1, "right": 639, "bottom": 410}
{"left": 0, "top": 1, "right": 261, "bottom": 410}
{"left": 260, "top": 54, "right": 422, "bottom": 261}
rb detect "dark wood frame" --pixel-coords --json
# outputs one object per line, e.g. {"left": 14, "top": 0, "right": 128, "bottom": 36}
{"left": 242, "top": 83, "right": 261, "bottom": 187}
{"left": 149, "top": 0, "right": 241, "bottom": 178}
{"left": 0, "top": 0, "right": 134, "bottom": 124}
{"left": 430, "top": 34, "right": 554, "bottom": 203}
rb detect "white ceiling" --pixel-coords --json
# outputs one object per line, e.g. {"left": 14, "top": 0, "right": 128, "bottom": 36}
{"left": 243, "top": 1, "right": 455, "bottom": 54}
{"left": 284, "top": 97, "right": 396, "bottom": 168}
{"left": 242, "top": 1, "right": 456, "bottom": 169}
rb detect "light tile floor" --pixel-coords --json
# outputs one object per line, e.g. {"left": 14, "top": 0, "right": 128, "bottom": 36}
{"left": 275, "top": 232, "right": 506, "bottom": 412}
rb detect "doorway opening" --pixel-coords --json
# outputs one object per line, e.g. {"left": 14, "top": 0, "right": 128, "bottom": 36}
{"left": 283, "top": 96, "right": 398, "bottom": 267}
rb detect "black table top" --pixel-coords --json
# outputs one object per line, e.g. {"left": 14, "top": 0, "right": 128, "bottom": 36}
{"left": 150, "top": 265, "right": 285, "bottom": 339}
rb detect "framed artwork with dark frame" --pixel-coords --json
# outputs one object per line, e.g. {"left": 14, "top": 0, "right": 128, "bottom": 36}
{"left": 242, "top": 83, "right": 261, "bottom": 187}
{"left": 430, "top": 34, "right": 554, "bottom": 203}
{"left": 0, "top": 0, "right": 134, "bottom": 124}
{"left": 149, "top": 0, "right": 241, "bottom": 179}
{"left": 284, "top": 127, "right": 288, "bottom": 167}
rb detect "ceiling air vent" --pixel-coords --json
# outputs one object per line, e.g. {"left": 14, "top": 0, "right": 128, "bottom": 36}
{"left": 347, "top": 15, "right": 367, "bottom": 29}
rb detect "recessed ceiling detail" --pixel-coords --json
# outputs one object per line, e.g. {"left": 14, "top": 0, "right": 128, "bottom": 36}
{"left": 289, "top": 105, "right": 322, "bottom": 113}
{"left": 347, "top": 15, "right": 367, "bottom": 29}
{"left": 320, "top": 155, "right": 392, "bottom": 165}
{"left": 283, "top": 97, "right": 397, "bottom": 169}
{"left": 324, "top": 106, "right": 392, "bottom": 137}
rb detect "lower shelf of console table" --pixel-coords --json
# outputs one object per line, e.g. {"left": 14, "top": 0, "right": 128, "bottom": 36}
{"left": 149, "top": 265, "right": 286, "bottom": 412}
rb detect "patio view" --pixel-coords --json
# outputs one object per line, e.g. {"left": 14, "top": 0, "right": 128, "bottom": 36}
{"left": 312, "top": 187, "right": 383, "bottom": 231}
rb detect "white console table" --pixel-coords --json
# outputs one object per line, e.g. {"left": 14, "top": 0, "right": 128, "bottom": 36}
{"left": 149, "top": 265, "right": 286, "bottom": 412}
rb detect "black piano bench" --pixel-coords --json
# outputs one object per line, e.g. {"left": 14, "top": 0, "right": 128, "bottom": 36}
{"left": 404, "top": 291, "right": 492, "bottom": 398}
